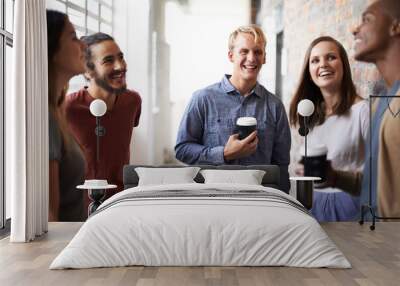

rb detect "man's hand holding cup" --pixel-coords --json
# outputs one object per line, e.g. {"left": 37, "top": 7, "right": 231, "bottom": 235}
{"left": 223, "top": 117, "right": 258, "bottom": 161}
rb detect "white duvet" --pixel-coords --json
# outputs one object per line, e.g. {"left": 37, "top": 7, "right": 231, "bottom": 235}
{"left": 50, "top": 183, "right": 351, "bottom": 269}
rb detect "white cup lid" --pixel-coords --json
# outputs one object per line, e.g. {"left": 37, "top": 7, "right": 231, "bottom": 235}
{"left": 236, "top": 117, "right": 257, "bottom": 126}
{"left": 84, "top": 179, "right": 108, "bottom": 187}
{"left": 300, "top": 144, "right": 328, "bottom": 157}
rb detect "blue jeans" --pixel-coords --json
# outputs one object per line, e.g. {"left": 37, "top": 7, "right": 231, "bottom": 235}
{"left": 311, "top": 191, "right": 360, "bottom": 222}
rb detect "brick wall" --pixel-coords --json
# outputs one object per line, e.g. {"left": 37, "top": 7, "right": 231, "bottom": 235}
{"left": 262, "top": 0, "right": 381, "bottom": 103}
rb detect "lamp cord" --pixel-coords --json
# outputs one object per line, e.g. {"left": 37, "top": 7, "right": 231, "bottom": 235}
{"left": 303, "top": 116, "right": 307, "bottom": 175}
{"left": 96, "top": 117, "right": 100, "bottom": 164}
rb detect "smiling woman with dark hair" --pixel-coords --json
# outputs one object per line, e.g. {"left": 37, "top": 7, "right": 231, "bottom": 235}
{"left": 289, "top": 36, "right": 368, "bottom": 222}
{"left": 47, "top": 10, "right": 86, "bottom": 221}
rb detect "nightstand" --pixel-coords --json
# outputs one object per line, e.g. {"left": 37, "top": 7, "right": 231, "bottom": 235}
{"left": 77, "top": 181, "right": 117, "bottom": 216}
{"left": 290, "top": 176, "right": 321, "bottom": 210}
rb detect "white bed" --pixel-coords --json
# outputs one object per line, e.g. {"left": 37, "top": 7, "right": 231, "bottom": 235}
{"left": 50, "top": 183, "right": 351, "bottom": 269}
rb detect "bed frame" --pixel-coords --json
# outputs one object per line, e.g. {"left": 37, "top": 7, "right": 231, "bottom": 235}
{"left": 123, "top": 165, "right": 280, "bottom": 190}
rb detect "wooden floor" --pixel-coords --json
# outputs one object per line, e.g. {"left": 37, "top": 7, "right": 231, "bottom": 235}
{"left": 0, "top": 222, "right": 399, "bottom": 286}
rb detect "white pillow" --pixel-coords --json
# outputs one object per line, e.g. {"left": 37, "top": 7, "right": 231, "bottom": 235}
{"left": 135, "top": 167, "right": 201, "bottom": 186}
{"left": 200, "top": 169, "right": 266, "bottom": 185}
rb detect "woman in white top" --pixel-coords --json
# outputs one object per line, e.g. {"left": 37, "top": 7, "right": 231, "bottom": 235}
{"left": 289, "top": 36, "right": 368, "bottom": 221}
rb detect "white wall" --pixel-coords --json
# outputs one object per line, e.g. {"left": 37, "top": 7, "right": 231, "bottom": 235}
{"left": 258, "top": 16, "right": 277, "bottom": 95}
{"left": 113, "top": 0, "right": 155, "bottom": 165}
{"left": 258, "top": 1, "right": 287, "bottom": 103}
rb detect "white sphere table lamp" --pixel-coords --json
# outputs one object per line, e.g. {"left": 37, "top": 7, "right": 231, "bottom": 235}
{"left": 297, "top": 99, "right": 314, "bottom": 160}
{"left": 89, "top": 99, "right": 107, "bottom": 162}
{"left": 290, "top": 99, "right": 320, "bottom": 210}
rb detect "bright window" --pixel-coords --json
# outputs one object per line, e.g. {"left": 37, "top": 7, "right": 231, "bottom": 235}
{"left": 47, "top": 0, "right": 113, "bottom": 36}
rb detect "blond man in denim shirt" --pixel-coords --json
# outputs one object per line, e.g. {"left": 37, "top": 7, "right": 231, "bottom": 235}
{"left": 175, "top": 25, "right": 291, "bottom": 192}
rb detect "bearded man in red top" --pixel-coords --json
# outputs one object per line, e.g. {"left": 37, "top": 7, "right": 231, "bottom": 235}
{"left": 65, "top": 33, "right": 141, "bottom": 218}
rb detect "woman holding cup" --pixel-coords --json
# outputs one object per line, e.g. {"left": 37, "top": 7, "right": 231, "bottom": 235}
{"left": 289, "top": 36, "right": 368, "bottom": 222}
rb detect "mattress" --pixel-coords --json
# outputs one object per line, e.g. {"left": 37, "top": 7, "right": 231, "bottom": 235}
{"left": 50, "top": 183, "right": 351, "bottom": 269}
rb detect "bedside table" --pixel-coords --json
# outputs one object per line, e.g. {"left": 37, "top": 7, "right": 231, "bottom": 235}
{"left": 290, "top": 176, "right": 321, "bottom": 210}
{"left": 77, "top": 183, "right": 117, "bottom": 216}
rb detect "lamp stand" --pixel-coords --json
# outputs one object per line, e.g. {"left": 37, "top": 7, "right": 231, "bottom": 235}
{"left": 303, "top": 116, "right": 308, "bottom": 173}
{"left": 95, "top": 117, "right": 106, "bottom": 163}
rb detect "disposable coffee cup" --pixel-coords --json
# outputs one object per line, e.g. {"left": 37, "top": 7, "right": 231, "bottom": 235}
{"left": 300, "top": 144, "right": 328, "bottom": 183}
{"left": 236, "top": 117, "right": 257, "bottom": 140}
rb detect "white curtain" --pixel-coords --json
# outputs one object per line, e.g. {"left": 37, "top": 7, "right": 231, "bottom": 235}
{"left": 7, "top": 0, "right": 48, "bottom": 242}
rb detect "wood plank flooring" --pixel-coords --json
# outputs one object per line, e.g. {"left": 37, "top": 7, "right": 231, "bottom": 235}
{"left": 1, "top": 222, "right": 399, "bottom": 286}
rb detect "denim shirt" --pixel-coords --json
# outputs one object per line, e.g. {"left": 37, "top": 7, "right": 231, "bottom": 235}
{"left": 175, "top": 75, "right": 291, "bottom": 192}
